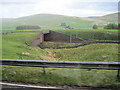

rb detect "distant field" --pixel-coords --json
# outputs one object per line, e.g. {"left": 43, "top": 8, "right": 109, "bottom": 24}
{"left": 16, "top": 29, "right": 119, "bottom": 42}
{"left": 56, "top": 30, "right": 118, "bottom": 41}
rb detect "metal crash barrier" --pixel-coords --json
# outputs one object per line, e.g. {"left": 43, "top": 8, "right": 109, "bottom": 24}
{"left": 0, "top": 59, "right": 120, "bottom": 78}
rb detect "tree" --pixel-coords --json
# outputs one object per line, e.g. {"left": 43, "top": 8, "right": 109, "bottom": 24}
{"left": 93, "top": 25, "right": 98, "bottom": 29}
{"left": 16, "top": 25, "right": 41, "bottom": 30}
{"left": 104, "top": 23, "right": 118, "bottom": 29}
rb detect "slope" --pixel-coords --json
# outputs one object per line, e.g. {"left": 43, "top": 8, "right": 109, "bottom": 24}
{"left": 2, "top": 14, "right": 93, "bottom": 30}
{"left": 93, "top": 12, "right": 118, "bottom": 25}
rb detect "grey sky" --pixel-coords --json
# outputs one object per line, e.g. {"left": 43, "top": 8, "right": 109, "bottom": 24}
{"left": 0, "top": 0, "right": 119, "bottom": 18}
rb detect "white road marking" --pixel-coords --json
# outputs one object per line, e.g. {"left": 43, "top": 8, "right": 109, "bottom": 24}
{"left": 0, "top": 82, "right": 61, "bottom": 89}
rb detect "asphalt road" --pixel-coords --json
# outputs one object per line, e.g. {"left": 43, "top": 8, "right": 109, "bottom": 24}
{"left": 2, "top": 85, "right": 61, "bottom": 90}
{"left": 0, "top": 82, "right": 62, "bottom": 90}
{"left": 1, "top": 82, "right": 120, "bottom": 90}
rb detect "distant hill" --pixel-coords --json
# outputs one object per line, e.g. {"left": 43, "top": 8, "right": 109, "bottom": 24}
{"left": 1, "top": 14, "right": 93, "bottom": 30}
{"left": 1, "top": 12, "right": 118, "bottom": 30}
{"left": 93, "top": 12, "right": 118, "bottom": 25}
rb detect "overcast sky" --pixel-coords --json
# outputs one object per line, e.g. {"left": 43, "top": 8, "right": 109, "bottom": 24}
{"left": 0, "top": 0, "right": 119, "bottom": 18}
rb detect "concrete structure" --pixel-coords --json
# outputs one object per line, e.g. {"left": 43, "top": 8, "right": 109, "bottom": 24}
{"left": 29, "top": 30, "right": 83, "bottom": 46}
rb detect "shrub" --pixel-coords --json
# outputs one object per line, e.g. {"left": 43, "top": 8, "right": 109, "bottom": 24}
{"left": 93, "top": 25, "right": 98, "bottom": 29}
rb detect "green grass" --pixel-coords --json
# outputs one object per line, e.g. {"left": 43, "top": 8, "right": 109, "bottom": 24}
{"left": 51, "top": 43, "right": 118, "bottom": 62}
{"left": 2, "top": 32, "right": 118, "bottom": 62}
{"left": 2, "top": 66, "right": 120, "bottom": 87}
{"left": 2, "top": 32, "right": 48, "bottom": 59}
{"left": 2, "top": 32, "right": 119, "bottom": 87}
{"left": 40, "top": 42, "right": 82, "bottom": 48}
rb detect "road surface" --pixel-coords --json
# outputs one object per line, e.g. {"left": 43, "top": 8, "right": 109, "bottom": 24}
{"left": 1, "top": 82, "right": 120, "bottom": 90}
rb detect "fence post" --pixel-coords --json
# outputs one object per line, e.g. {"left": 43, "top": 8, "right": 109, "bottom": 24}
{"left": 43, "top": 67, "right": 46, "bottom": 74}
{"left": 76, "top": 31, "right": 78, "bottom": 38}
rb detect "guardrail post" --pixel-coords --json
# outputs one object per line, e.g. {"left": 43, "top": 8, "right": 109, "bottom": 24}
{"left": 43, "top": 67, "right": 46, "bottom": 74}
{"left": 117, "top": 70, "right": 120, "bottom": 80}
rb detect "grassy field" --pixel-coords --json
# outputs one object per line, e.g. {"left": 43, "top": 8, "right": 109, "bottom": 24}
{"left": 2, "top": 31, "right": 119, "bottom": 87}
{"left": 52, "top": 43, "right": 118, "bottom": 62}
{"left": 2, "top": 31, "right": 118, "bottom": 61}
{"left": 2, "top": 32, "right": 45, "bottom": 60}
{"left": 14, "top": 29, "right": 118, "bottom": 42}
{"left": 56, "top": 29, "right": 118, "bottom": 41}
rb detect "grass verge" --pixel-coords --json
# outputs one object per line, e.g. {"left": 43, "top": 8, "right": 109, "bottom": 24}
{"left": 2, "top": 66, "right": 120, "bottom": 87}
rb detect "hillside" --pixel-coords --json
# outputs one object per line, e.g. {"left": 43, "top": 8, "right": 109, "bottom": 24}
{"left": 1, "top": 12, "right": 118, "bottom": 30}
{"left": 93, "top": 12, "right": 118, "bottom": 25}
{"left": 1, "top": 14, "right": 93, "bottom": 30}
